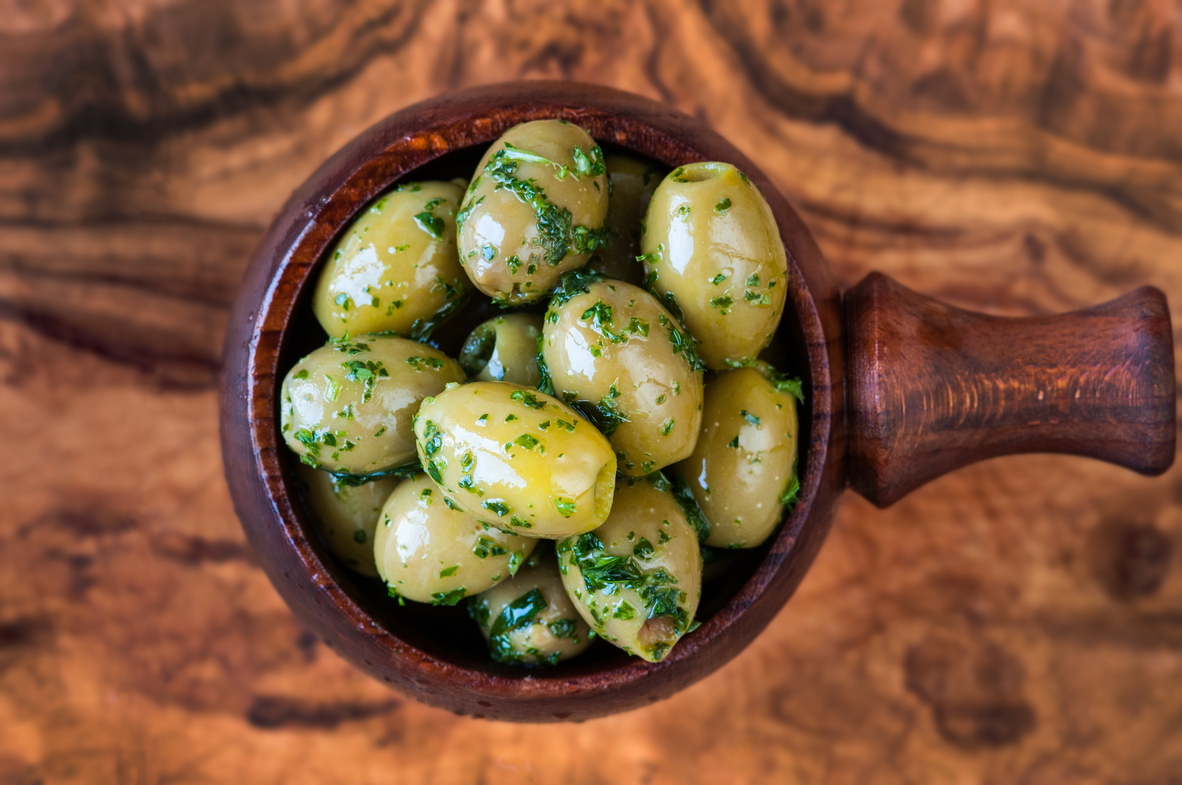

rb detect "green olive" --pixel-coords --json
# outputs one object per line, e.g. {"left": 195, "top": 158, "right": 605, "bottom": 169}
{"left": 372, "top": 474, "right": 536, "bottom": 605}
{"left": 456, "top": 120, "right": 610, "bottom": 304}
{"left": 294, "top": 463, "right": 398, "bottom": 577}
{"left": 640, "top": 162, "right": 788, "bottom": 369}
{"left": 459, "top": 313, "right": 544, "bottom": 386}
{"left": 587, "top": 154, "right": 664, "bottom": 286}
{"left": 280, "top": 336, "right": 465, "bottom": 476}
{"left": 541, "top": 273, "right": 704, "bottom": 476}
{"left": 467, "top": 544, "right": 593, "bottom": 666}
{"left": 674, "top": 365, "right": 801, "bottom": 548}
{"left": 413, "top": 381, "right": 617, "bottom": 538}
{"left": 556, "top": 475, "right": 701, "bottom": 662}
{"left": 312, "top": 181, "right": 471, "bottom": 340}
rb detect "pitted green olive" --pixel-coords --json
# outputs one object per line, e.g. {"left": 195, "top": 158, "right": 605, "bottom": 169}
{"left": 587, "top": 154, "right": 665, "bottom": 286}
{"left": 373, "top": 474, "right": 536, "bottom": 606}
{"left": 280, "top": 336, "right": 465, "bottom": 476}
{"left": 312, "top": 180, "right": 471, "bottom": 340}
{"left": 556, "top": 474, "right": 701, "bottom": 662}
{"left": 294, "top": 463, "right": 398, "bottom": 577}
{"left": 456, "top": 120, "right": 610, "bottom": 304}
{"left": 541, "top": 272, "right": 704, "bottom": 476}
{"left": 413, "top": 381, "right": 617, "bottom": 538}
{"left": 468, "top": 545, "right": 593, "bottom": 666}
{"left": 640, "top": 162, "right": 788, "bottom": 369}
{"left": 459, "top": 313, "right": 544, "bottom": 386}
{"left": 674, "top": 365, "right": 802, "bottom": 548}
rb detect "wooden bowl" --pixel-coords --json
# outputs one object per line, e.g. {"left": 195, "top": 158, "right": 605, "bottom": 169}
{"left": 220, "top": 81, "right": 1176, "bottom": 722}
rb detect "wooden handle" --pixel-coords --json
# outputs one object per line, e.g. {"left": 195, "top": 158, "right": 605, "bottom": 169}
{"left": 844, "top": 272, "right": 1176, "bottom": 507}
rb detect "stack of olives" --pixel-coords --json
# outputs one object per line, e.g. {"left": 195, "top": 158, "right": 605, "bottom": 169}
{"left": 280, "top": 119, "right": 803, "bottom": 666}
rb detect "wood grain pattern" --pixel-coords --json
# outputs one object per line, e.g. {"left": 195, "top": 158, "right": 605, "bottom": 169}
{"left": 847, "top": 272, "right": 1175, "bottom": 506}
{"left": 2, "top": 0, "right": 1181, "bottom": 781}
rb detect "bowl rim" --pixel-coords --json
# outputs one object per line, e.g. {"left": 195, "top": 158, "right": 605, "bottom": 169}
{"left": 220, "top": 80, "right": 843, "bottom": 721}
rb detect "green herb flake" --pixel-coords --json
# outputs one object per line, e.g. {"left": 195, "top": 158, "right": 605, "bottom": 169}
{"left": 548, "top": 618, "right": 577, "bottom": 639}
{"left": 406, "top": 355, "right": 445, "bottom": 372}
{"left": 481, "top": 500, "right": 511, "bottom": 518}
{"left": 612, "top": 602, "right": 637, "bottom": 620}
{"left": 472, "top": 537, "right": 509, "bottom": 559}
{"left": 741, "top": 410, "right": 761, "bottom": 426}
{"left": 513, "top": 434, "right": 540, "bottom": 450}
{"left": 715, "top": 198, "right": 732, "bottom": 213}
{"left": 509, "top": 389, "right": 546, "bottom": 410}
{"left": 431, "top": 588, "right": 468, "bottom": 606}
{"left": 710, "top": 295, "right": 734, "bottom": 312}
{"left": 487, "top": 588, "right": 547, "bottom": 663}
{"left": 413, "top": 211, "right": 445, "bottom": 240}
{"left": 439, "top": 565, "right": 460, "bottom": 578}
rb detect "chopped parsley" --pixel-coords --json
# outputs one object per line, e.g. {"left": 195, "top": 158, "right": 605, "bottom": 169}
{"left": 431, "top": 587, "right": 467, "bottom": 606}
{"left": 413, "top": 211, "right": 445, "bottom": 240}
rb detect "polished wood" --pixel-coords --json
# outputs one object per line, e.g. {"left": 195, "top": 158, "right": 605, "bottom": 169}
{"left": 3, "top": 0, "right": 1182, "bottom": 780}
{"left": 847, "top": 272, "right": 1175, "bottom": 506}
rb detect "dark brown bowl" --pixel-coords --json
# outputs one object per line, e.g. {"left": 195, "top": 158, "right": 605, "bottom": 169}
{"left": 220, "top": 81, "right": 1176, "bottom": 722}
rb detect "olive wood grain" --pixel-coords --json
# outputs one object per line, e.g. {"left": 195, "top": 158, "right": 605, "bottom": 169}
{"left": 846, "top": 272, "right": 1176, "bottom": 507}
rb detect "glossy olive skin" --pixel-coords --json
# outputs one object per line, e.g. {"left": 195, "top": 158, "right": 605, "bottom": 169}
{"left": 294, "top": 463, "right": 399, "bottom": 577}
{"left": 542, "top": 276, "right": 704, "bottom": 476}
{"left": 413, "top": 382, "right": 617, "bottom": 538}
{"left": 280, "top": 336, "right": 465, "bottom": 475}
{"left": 587, "top": 154, "right": 664, "bottom": 287}
{"left": 675, "top": 365, "right": 800, "bottom": 548}
{"left": 640, "top": 162, "right": 788, "bottom": 369}
{"left": 557, "top": 476, "right": 701, "bottom": 663}
{"left": 312, "top": 180, "right": 471, "bottom": 339}
{"left": 373, "top": 474, "right": 536, "bottom": 606}
{"left": 456, "top": 120, "right": 609, "bottom": 304}
{"left": 459, "top": 313, "right": 544, "bottom": 386}
{"left": 468, "top": 545, "right": 593, "bottom": 666}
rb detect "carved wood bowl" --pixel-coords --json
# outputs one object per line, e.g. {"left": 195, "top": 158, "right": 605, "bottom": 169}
{"left": 220, "top": 82, "right": 1177, "bottom": 722}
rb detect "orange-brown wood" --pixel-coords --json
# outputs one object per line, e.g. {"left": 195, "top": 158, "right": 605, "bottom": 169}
{"left": 3, "top": 0, "right": 1182, "bottom": 780}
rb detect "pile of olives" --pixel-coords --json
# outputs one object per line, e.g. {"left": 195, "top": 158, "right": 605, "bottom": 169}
{"left": 280, "top": 120, "right": 803, "bottom": 666}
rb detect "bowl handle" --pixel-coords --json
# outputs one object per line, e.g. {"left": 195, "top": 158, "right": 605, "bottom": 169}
{"left": 843, "top": 272, "right": 1176, "bottom": 507}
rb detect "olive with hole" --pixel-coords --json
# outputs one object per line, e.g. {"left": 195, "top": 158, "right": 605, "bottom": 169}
{"left": 413, "top": 381, "right": 617, "bottom": 538}
{"left": 674, "top": 364, "right": 802, "bottom": 549}
{"left": 459, "top": 313, "right": 544, "bottom": 386}
{"left": 556, "top": 474, "right": 701, "bottom": 662}
{"left": 294, "top": 463, "right": 399, "bottom": 577}
{"left": 280, "top": 336, "right": 465, "bottom": 476}
{"left": 373, "top": 474, "right": 536, "bottom": 606}
{"left": 640, "top": 162, "right": 788, "bottom": 369}
{"left": 468, "top": 545, "right": 593, "bottom": 666}
{"left": 541, "top": 272, "right": 704, "bottom": 476}
{"left": 312, "top": 180, "right": 471, "bottom": 340}
{"left": 456, "top": 120, "right": 610, "bottom": 304}
{"left": 587, "top": 154, "right": 665, "bottom": 287}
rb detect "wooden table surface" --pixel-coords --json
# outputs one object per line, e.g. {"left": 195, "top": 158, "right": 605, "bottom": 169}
{"left": 3, "top": 1, "right": 1181, "bottom": 782}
